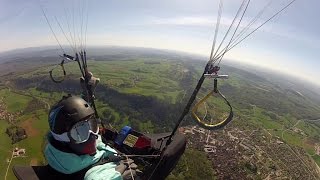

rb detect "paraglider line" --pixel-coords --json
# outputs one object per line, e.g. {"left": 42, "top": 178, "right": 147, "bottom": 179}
{"left": 39, "top": 2, "right": 65, "bottom": 54}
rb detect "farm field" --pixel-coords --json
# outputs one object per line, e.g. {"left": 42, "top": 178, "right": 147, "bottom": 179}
{"left": 0, "top": 47, "right": 319, "bottom": 179}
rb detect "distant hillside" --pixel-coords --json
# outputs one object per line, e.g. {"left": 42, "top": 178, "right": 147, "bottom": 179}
{"left": 0, "top": 46, "right": 319, "bottom": 179}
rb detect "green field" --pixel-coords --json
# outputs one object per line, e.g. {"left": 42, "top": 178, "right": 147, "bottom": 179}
{"left": 168, "top": 149, "right": 215, "bottom": 180}
{"left": 0, "top": 89, "right": 32, "bottom": 113}
{"left": 0, "top": 120, "right": 13, "bottom": 178}
{"left": 1, "top": 51, "right": 320, "bottom": 178}
{"left": 4, "top": 109, "right": 49, "bottom": 180}
{"left": 313, "top": 155, "right": 320, "bottom": 167}
{"left": 0, "top": 88, "right": 49, "bottom": 179}
{"left": 22, "top": 59, "right": 186, "bottom": 104}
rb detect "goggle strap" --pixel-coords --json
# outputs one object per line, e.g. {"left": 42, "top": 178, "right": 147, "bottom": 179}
{"left": 51, "top": 131, "right": 71, "bottom": 142}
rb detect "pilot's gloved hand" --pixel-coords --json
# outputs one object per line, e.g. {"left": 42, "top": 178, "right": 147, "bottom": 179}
{"left": 115, "top": 158, "right": 141, "bottom": 180}
{"left": 80, "top": 72, "right": 100, "bottom": 101}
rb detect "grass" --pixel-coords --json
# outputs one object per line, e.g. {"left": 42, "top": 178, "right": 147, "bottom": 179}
{"left": 282, "top": 131, "right": 304, "bottom": 147}
{"left": 0, "top": 89, "right": 48, "bottom": 179}
{"left": 0, "top": 89, "right": 32, "bottom": 113}
{"left": 138, "top": 120, "right": 154, "bottom": 133}
{"left": 236, "top": 106, "right": 314, "bottom": 150}
{"left": 3, "top": 57, "right": 320, "bottom": 178}
{"left": 96, "top": 101, "right": 120, "bottom": 120}
{"left": 168, "top": 148, "right": 215, "bottom": 180}
{"left": 5, "top": 110, "right": 49, "bottom": 180}
{"left": 23, "top": 59, "right": 185, "bottom": 104}
{"left": 250, "top": 106, "right": 283, "bottom": 130}
{"left": 312, "top": 155, "right": 320, "bottom": 166}
{"left": 0, "top": 108, "right": 49, "bottom": 180}
{"left": 296, "top": 121, "right": 320, "bottom": 138}
{"left": 26, "top": 87, "right": 65, "bottom": 105}
{"left": 0, "top": 120, "right": 13, "bottom": 178}
{"left": 96, "top": 100, "right": 155, "bottom": 133}
{"left": 120, "top": 116, "right": 130, "bottom": 128}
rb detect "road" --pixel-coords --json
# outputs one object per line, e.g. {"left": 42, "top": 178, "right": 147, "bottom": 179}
{"left": 4, "top": 148, "right": 14, "bottom": 180}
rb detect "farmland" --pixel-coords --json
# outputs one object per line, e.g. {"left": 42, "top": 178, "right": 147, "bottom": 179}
{"left": 0, "top": 47, "right": 319, "bottom": 179}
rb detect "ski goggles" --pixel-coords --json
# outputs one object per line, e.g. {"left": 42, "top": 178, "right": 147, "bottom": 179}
{"left": 68, "top": 117, "right": 99, "bottom": 143}
{"left": 51, "top": 117, "right": 99, "bottom": 144}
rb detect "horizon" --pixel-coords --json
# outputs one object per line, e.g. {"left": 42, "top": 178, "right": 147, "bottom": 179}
{"left": 0, "top": 0, "right": 319, "bottom": 86}
{"left": 1, "top": 44, "right": 320, "bottom": 90}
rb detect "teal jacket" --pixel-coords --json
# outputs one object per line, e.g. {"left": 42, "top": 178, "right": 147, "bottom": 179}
{"left": 44, "top": 135, "right": 122, "bottom": 180}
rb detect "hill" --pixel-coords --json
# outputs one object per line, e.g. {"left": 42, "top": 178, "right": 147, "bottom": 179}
{"left": 0, "top": 47, "right": 319, "bottom": 179}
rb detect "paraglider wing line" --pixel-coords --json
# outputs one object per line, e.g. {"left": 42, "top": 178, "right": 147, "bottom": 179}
{"left": 55, "top": 16, "right": 77, "bottom": 54}
{"left": 217, "top": 0, "right": 251, "bottom": 65}
{"left": 224, "top": 0, "right": 297, "bottom": 56}
{"left": 39, "top": 2, "right": 65, "bottom": 54}
{"left": 209, "top": 0, "right": 224, "bottom": 61}
{"left": 212, "top": 0, "right": 246, "bottom": 64}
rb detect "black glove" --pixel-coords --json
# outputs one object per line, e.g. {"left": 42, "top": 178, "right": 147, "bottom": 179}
{"left": 80, "top": 72, "right": 100, "bottom": 101}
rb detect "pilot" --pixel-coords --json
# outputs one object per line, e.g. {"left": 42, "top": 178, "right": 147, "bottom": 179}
{"left": 44, "top": 94, "right": 139, "bottom": 179}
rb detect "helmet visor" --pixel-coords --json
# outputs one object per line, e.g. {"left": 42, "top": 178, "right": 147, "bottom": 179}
{"left": 69, "top": 117, "right": 99, "bottom": 143}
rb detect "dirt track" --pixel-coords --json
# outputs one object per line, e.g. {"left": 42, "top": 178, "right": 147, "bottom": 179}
{"left": 20, "top": 118, "right": 40, "bottom": 137}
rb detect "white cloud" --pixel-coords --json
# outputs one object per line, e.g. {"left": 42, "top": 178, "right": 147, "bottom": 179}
{"left": 149, "top": 15, "right": 319, "bottom": 50}
{"left": 87, "top": 32, "right": 210, "bottom": 56}
{"left": 152, "top": 16, "right": 214, "bottom": 26}
{"left": 151, "top": 16, "right": 246, "bottom": 28}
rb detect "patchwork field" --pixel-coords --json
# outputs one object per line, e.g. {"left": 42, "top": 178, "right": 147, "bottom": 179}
{"left": 0, "top": 48, "right": 319, "bottom": 179}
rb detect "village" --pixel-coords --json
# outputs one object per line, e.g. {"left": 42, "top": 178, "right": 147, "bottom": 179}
{"left": 180, "top": 125, "right": 320, "bottom": 179}
{"left": 0, "top": 97, "right": 28, "bottom": 179}
{"left": 316, "top": 144, "right": 320, "bottom": 156}
{"left": 0, "top": 98, "right": 27, "bottom": 144}
{"left": 0, "top": 98, "right": 18, "bottom": 123}
{"left": 1, "top": 90, "right": 320, "bottom": 179}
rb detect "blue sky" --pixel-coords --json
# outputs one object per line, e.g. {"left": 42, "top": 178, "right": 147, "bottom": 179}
{"left": 0, "top": 0, "right": 319, "bottom": 86}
